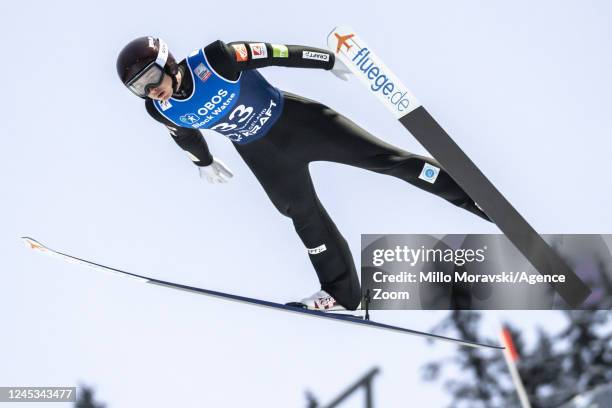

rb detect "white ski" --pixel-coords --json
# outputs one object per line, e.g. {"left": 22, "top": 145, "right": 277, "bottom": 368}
{"left": 326, "top": 26, "right": 590, "bottom": 307}
{"left": 22, "top": 237, "right": 503, "bottom": 350}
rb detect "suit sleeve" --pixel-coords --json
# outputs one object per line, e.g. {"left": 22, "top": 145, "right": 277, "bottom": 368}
{"left": 204, "top": 40, "right": 335, "bottom": 80}
{"left": 145, "top": 100, "right": 214, "bottom": 166}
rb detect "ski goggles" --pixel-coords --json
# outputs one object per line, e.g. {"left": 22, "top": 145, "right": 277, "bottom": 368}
{"left": 126, "top": 38, "right": 169, "bottom": 98}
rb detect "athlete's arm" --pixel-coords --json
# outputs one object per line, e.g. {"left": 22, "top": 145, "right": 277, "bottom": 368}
{"left": 204, "top": 40, "right": 335, "bottom": 80}
{"left": 145, "top": 99, "right": 214, "bottom": 166}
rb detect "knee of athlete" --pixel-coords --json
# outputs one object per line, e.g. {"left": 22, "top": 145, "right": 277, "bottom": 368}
{"left": 288, "top": 206, "right": 320, "bottom": 227}
{"left": 284, "top": 200, "right": 316, "bottom": 220}
{"left": 269, "top": 201, "right": 292, "bottom": 218}
{"left": 378, "top": 154, "right": 421, "bottom": 178}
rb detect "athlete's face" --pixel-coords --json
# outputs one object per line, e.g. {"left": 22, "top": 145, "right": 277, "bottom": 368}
{"left": 147, "top": 73, "right": 173, "bottom": 101}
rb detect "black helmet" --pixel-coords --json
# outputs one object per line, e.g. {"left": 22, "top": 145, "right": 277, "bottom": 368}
{"left": 116, "top": 36, "right": 179, "bottom": 98}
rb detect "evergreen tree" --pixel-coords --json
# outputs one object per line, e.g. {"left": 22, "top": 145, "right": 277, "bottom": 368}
{"left": 75, "top": 385, "right": 105, "bottom": 408}
{"left": 423, "top": 310, "right": 611, "bottom": 407}
{"left": 422, "top": 238, "right": 612, "bottom": 407}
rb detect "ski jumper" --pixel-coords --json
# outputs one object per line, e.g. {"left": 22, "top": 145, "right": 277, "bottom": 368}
{"left": 145, "top": 40, "right": 489, "bottom": 310}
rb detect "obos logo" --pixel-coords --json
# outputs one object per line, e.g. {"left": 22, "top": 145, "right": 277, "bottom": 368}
{"left": 197, "top": 89, "right": 229, "bottom": 116}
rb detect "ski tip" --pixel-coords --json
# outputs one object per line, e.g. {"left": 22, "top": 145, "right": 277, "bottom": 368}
{"left": 328, "top": 25, "right": 354, "bottom": 35}
{"left": 21, "top": 237, "right": 47, "bottom": 251}
{"left": 327, "top": 26, "right": 339, "bottom": 36}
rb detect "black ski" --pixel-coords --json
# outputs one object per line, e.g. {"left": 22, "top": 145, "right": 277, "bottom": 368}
{"left": 327, "top": 27, "right": 590, "bottom": 307}
{"left": 22, "top": 237, "right": 502, "bottom": 350}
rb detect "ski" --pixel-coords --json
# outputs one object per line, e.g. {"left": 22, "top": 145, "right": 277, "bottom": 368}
{"left": 327, "top": 27, "right": 590, "bottom": 308}
{"left": 22, "top": 237, "right": 502, "bottom": 350}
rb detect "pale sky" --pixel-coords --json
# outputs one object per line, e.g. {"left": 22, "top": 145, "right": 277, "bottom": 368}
{"left": 2, "top": 1, "right": 611, "bottom": 406}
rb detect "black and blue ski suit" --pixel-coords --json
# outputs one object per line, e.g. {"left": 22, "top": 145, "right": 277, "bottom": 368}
{"left": 145, "top": 40, "right": 489, "bottom": 310}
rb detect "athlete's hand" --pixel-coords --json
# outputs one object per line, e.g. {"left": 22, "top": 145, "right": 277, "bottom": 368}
{"left": 198, "top": 157, "right": 234, "bottom": 184}
{"left": 331, "top": 57, "right": 351, "bottom": 81}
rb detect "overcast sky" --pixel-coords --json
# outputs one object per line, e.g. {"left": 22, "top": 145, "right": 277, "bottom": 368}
{"left": 2, "top": 1, "right": 611, "bottom": 406}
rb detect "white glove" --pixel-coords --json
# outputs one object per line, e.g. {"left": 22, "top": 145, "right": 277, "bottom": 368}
{"left": 198, "top": 157, "right": 234, "bottom": 184}
{"left": 331, "top": 57, "right": 351, "bottom": 81}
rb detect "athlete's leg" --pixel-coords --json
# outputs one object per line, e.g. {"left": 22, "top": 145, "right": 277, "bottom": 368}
{"left": 234, "top": 138, "right": 362, "bottom": 309}
{"left": 281, "top": 93, "right": 489, "bottom": 221}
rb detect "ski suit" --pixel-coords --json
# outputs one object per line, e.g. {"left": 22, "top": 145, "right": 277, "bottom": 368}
{"left": 145, "top": 40, "right": 489, "bottom": 310}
